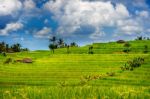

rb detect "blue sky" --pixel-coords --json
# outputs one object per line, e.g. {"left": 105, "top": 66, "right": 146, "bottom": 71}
{"left": 0, "top": 0, "right": 150, "bottom": 50}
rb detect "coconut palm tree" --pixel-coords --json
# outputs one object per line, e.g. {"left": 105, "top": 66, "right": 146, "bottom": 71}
{"left": 58, "top": 38, "right": 64, "bottom": 48}
{"left": 70, "top": 42, "right": 77, "bottom": 47}
{"left": 50, "top": 36, "right": 57, "bottom": 45}
{"left": 11, "top": 43, "right": 21, "bottom": 52}
{"left": 49, "top": 36, "right": 57, "bottom": 53}
{"left": 49, "top": 44, "right": 57, "bottom": 54}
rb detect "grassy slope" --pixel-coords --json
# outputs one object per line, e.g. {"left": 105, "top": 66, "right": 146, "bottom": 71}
{"left": 0, "top": 40, "right": 150, "bottom": 98}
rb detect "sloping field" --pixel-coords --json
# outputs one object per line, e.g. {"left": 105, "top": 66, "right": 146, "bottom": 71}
{"left": 0, "top": 53, "right": 149, "bottom": 86}
{"left": 0, "top": 40, "right": 150, "bottom": 99}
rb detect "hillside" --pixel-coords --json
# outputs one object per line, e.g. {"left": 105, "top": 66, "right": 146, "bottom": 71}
{"left": 0, "top": 40, "right": 150, "bottom": 99}
{"left": 48, "top": 40, "right": 150, "bottom": 54}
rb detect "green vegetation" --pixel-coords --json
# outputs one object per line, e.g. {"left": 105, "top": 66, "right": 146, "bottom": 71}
{"left": 0, "top": 40, "right": 150, "bottom": 99}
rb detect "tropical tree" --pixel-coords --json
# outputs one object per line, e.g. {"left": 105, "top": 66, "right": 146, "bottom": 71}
{"left": 11, "top": 43, "right": 21, "bottom": 52}
{"left": 49, "top": 44, "right": 57, "bottom": 53}
{"left": 58, "top": 38, "right": 64, "bottom": 48}
{"left": 88, "top": 46, "right": 94, "bottom": 54}
{"left": 67, "top": 45, "right": 70, "bottom": 54}
{"left": 0, "top": 42, "right": 6, "bottom": 53}
{"left": 6, "top": 44, "right": 9, "bottom": 52}
{"left": 50, "top": 36, "right": 57, "bottom": 44}
{"left": 70, "top": 42, "right": 77, "bottom": 47}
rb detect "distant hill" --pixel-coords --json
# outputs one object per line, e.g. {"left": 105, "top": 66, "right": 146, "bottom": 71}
{"left": 47, "top": 40, "right": 150, "bottom": 54}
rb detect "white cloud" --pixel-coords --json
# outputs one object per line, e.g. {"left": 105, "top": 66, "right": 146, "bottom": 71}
{"left": 0, "top": 0, "right": 22, "bottom": 16}
{"left": 89, "top": 28, "right": 105, "bottom": 39}
{"left": 34, "top": 27, "right": 52, "bottom": 38}
{"left": 44, "top": 0, "right": 130, "bottom": 39}
{"left": 0, "top": 22, "right": 24, "bottom": 36}
{"left": 136, "top": 10, "right": 149, "bottom": 18}
{"left": 115, "top": 19, "right": 143, "bottom": 35}
{"left": 23, "top": 0, "right": 36, "bottom": 11}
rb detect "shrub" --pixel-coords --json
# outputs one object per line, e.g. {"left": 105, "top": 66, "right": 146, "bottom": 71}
{"left": 3, "top": 58, "right": 12, "bottom": 64}
{"left": 117, "top": 40, "right": 126, "bottom": 43}
{"left": 121, "top": 57, "right": 144, "bottom": 71}
{"left": 143, "top": 45, "right": 148, "bottom": 53}
{"left": 106, "top": 72, "right": 115, "bottom": 76}
{"left": 57, "top": 81, "right": 67, "bottom": 87}
{"left": 1, "top": 52, "right": 7, "bottom": 57}
{"left": 123, "top": 42, "right": 131, "bottom": 53}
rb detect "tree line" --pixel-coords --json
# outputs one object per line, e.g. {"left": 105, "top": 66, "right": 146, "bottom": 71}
{"left": 49, "top": 36, "right": 78, "bottom": 53}
{"left": 0, "top": 42, "right": 29, "bottom": 54}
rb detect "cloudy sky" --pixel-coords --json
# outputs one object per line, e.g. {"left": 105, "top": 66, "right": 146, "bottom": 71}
{"left": 0, "top": 0, "right": 150, "bottom": 50}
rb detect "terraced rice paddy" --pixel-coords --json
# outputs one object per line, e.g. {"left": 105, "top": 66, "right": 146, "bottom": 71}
{"left": 0, "top": 40, "right": 150, "bottom": 99}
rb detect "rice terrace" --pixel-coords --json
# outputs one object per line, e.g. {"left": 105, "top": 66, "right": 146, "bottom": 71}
{"left": 0, "top": 0, "right": 150, "bottom": 99}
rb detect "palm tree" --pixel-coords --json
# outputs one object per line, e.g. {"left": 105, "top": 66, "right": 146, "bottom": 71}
{"left": 67, "top": 45, "right": 70, "bottom": 54}
{"left": 6, "top": 44, "right": 9, "bottom": 52}
{"left": 50, "top": 36, "right": 57, "bottom": 45}
{"left": 70, "top": 42, "right": 77, "bottom": 47}
{"left": 0, "top": 42, "right": 6, "bottom": 53}
{"left": 58, "top": 38, "right": 64, "bottom": 48}
{"left": 49, "top": 44, "right": 57, "bottom": 54}
{"left": 49, "top": 36, "right": 57, "bottom": 53}
{"left": 88, "top": 46, "right": 94, "bottom": 54}
{"left": 11, "top": 43, "right": 21, "bottom": 52}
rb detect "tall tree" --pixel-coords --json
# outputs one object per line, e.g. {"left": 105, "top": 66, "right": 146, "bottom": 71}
{"left": 11, "top": 43, "right": 21, "bottom": 52}
{"left": 49, "top": 44, "right": 57, "bottom": 54}
{"left": 0, "top": 42, "right": 6, "bottom": 53}
{"left": 6, "top": 44, "right": 9, "bottom": 52}
{"left": 49, "top": 36, "right": 57, "bottom": 53}
{"left": 88, "top": 46, "right": 94, "bottom": 54}
{"left": 50, "top": 36, "right": 57, "bottom": 44}
{"left": 70, "top": 42, "right": 77, "bottom": 47}
{"left": 58, "top": 38, "right": 64, "bottom": 48}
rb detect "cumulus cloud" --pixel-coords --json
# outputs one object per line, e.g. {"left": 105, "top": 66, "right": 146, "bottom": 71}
{"left": 34, "top": 27, "right": 52, "bottom": 38}
{"left": 44, "top": 0, "right": 130, "bottom": 39}
{"left": 23, "top": 0, "right": 36, "bottom": 11}
{"left": 0, "top": 22, "right": 24, "bottom": 36}
{"left": 115, "top": 19, "right": 143, "bottom": 35}
{"left": 0, "top": 0, "right": 22, "bottom": 16}
{"left": 89, "top": 28, "right": 105, "bottom": 39}
{"left": 136, "top": 10, "right": 149, "bottom": 18}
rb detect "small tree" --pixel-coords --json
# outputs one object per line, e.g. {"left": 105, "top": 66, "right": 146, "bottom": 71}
{"left": 136, "top": 36, "right": 143, "bottom": 40}
{"left": 0, "top": 42, "right": 6, "bottom": 53}
{"left": 67, "top": 45, "right": 70, "bottom": 54}
{"left": 123, "top": 42, "right": 131, "bottom": 53}
{"left": 58, "top": 38, "right": 64, "bottom": 48}
{"left": 49, "top": 36, "right": 57, "bottom": 54}
{"left": 49, "top": 44, "right": 57, "bottom": 54}
{"left": 11, "top": 43, "right": 21, "bottom": 52}
{"left": 70, "top": 42, "right": 78, "bottom": 47}
{"left": 88, "top": 46, "right": 94, "bottom": 54}
{"left": 143, "top": 45, "right": 148, "bottom": 53}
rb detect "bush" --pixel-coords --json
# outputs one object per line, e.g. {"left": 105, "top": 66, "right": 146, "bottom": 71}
{"left": 117, "top": 40, "right": 126, "bottom": 43}
{"left": 143, "top": 45, "right": 148, "bottom": 53}
{"left": 106, "top": 72, "right": 115, "bottom": 76}
{"left": 123, "top": 42, "right": 131, "bottom": 53}
{"left": 121, "top": 57, "right": 144, "bottom": 71}
{"left": 3, "top": 58, "right": 12, "bottom": 64}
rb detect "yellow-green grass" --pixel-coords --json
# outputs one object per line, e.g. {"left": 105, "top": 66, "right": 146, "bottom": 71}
{"left": 51, "top": 40, "right": 150, "bottom": 54}
{"left": 0, "top": 40, "right": 150, "bottom": 99}
{"left": 0, "top": 53, "right": 149, "bottom": 86}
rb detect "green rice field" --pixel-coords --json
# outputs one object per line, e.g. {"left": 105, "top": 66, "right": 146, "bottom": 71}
{"left": 0, "top": 40, "right": 150, "bottom": 99}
